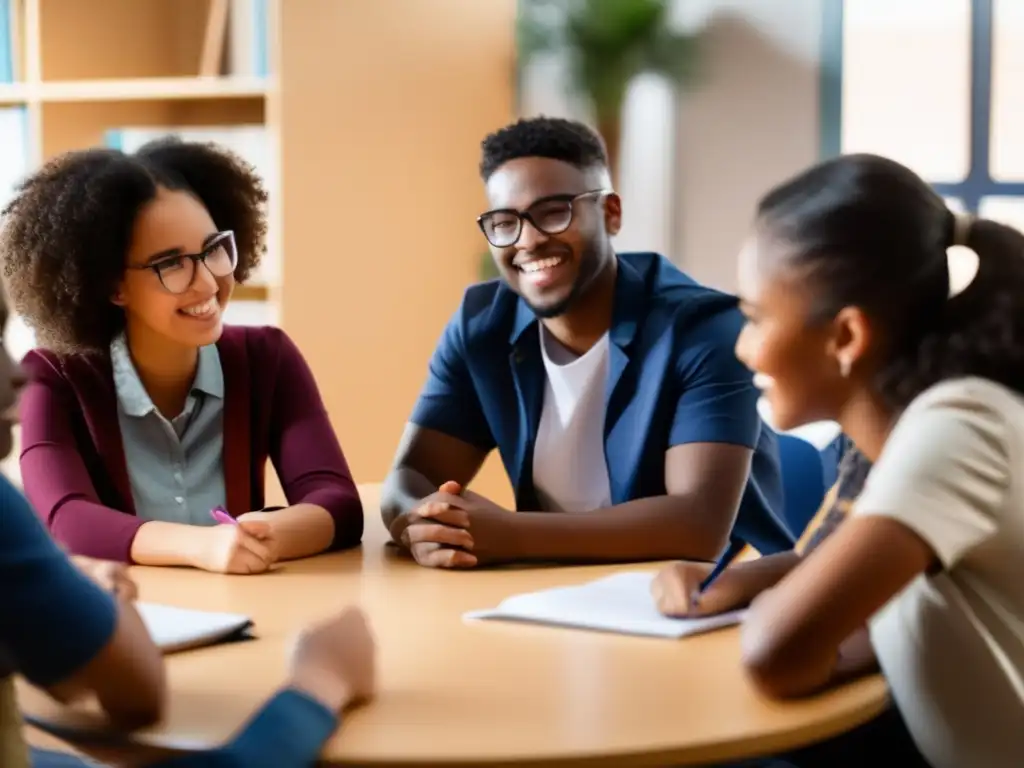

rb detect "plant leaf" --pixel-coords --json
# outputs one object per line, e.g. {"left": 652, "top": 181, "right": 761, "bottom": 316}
{"left": 518, "top": 0, "right": 702, "bottom": 116}
{"left": 645, "top": 28, "right": 702, "bottom": 84}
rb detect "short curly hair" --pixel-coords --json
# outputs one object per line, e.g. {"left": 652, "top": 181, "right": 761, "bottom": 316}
{"left": 479, "top": 116, "right": 608, "bottom": 180}
{"left": 0, "top": 137, "right": 267, "bottom": 355}
{"left": 757, "top": 153, "right": 1024, "bottom": 410}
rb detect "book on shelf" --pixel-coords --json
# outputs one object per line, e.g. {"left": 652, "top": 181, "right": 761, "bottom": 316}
{"left": 0, "top": 0, "right": 14, "bottom": 83}
{"left": 227, "top": 0, "right": 270, "bottom": 77}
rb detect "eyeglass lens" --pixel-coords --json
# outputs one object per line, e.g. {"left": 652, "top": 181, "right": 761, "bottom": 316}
{"left": 156, "top": 234, "right": 238, "bottom": 294}
{"left": 481, "top": 199, "right": 574, "bottom": 247}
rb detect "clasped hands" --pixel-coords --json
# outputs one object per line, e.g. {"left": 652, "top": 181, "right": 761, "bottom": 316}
{"left": 392, "top": 481, "right": 515, "bottom": 569}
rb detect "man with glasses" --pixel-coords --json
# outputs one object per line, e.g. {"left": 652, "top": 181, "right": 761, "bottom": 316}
{"left": 382, "top": 116, "right": 792, "bottom": 569}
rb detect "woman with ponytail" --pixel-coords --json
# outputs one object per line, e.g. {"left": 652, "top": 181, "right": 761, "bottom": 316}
{"left": 726, "top": 154, "right": 1024, "bottom": 767}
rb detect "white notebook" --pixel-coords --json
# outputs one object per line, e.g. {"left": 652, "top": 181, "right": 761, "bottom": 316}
{"left": 464, "top": 572, "right": 745, "bottom": 639}
{"left": 137, "top": 603, "right": 254, "bottom": 654}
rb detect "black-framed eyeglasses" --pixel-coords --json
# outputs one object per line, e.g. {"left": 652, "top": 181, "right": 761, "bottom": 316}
{"left": 128, "top": 230, "right": 238, "bottom": 295}
{"left": 477, "top": 189, "right": 609, "bottom": 248}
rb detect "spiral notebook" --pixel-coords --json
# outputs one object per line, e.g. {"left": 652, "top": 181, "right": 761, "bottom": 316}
{"left": 464, "top": 572, "right": 745, "bottom": 639}
{"left": 137, "top": 603, "right": 254, "bottom": 653}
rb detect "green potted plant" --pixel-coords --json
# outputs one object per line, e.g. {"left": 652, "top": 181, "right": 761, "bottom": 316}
{"left": 517, "top": 0, "right": 701, "bottom": 183}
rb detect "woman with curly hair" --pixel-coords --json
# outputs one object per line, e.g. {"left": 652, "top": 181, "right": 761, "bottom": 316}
{"left": 0, "top": 139, "right": 363, "bottom": 572}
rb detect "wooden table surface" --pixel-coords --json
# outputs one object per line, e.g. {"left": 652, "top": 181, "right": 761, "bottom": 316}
{"left": 19, "top": 486, "right": 888, "bottom": 766}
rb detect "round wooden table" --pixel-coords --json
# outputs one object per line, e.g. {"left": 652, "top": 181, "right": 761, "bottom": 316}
{"left": 20, "top": 489, "right": 888, "bottom": 766}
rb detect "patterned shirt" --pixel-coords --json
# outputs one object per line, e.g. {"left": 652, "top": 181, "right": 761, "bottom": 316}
{"left": 796, "top": 445, "right": 873, "bottom": 556}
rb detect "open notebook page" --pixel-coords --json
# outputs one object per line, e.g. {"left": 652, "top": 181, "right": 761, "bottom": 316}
{"left": 465, "top": 572, "right": 745, "bottom": 639}
{"left": 137, "top": 603, "right": 253, "bottom": 654}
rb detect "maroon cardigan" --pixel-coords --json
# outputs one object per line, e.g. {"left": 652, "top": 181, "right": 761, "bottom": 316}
{"left": 18, "top": 325, "right": 363, "bottom": 562}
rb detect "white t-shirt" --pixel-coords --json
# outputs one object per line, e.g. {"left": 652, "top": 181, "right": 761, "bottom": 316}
{"left": 854, "top": 377, "right": 1024, "bottom": 768}
{"left": 531, "top": 327, "right": 613, "bottom": 513}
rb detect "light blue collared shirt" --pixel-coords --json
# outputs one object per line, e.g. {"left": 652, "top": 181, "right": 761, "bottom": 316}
{"left": 111, "top": 334, "right": 227, "bottom": 525}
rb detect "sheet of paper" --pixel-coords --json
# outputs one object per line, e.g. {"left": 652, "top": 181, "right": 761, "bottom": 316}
{"left": 137, "top": 602, "right": 253, "bottom": 653}
{"left": 464, "top": 572, "right": 745, "bottom": 639}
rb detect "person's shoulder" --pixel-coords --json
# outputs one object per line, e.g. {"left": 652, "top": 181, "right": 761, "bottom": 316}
{"left": 906, "top": 377, "right": 1021, "bottom": 420}
{"left": 620, "top": 252, "right": 741, "bottom": 330}
{"left": 448, "top": 279, "right": 520, "bottom": 343}
{"left": 21, "top": 346, "right": 63, "bottom": 375}
{"left": 21, "top": 347, "right": 108, "bottom": 387}
{"left": 619, "top": 251, "right": 728, "bottom": 297}
{"left": 877, "top": 379, "right": 1024, "bottom": 488}
{"left": 900, "top": 378, "right": 1024, "bottom": 447}
{"left": 218, "top": 323, "right": 305, "bottom": 366}
{"left": 221, "top": 323, "right": 286, "bottom": 346}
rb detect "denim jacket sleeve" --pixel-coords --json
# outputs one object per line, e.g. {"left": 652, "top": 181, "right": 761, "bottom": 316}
{"left": 152, "top": 689, "right": 338, "bottom": 768}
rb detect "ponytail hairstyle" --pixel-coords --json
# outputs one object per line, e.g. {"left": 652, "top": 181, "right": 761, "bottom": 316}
{"left": 755, "top": 153, "right": 1024, "bottom": 411}
{"left": 0, "top": 137, "right": 267, "bottom": 355}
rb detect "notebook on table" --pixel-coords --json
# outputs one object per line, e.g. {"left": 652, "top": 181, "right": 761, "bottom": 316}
{"left": 137, "top": 603, "right": 254, "bottom": 654}
{"left": 464, "top": 572, "right": 745, "bottom": 639}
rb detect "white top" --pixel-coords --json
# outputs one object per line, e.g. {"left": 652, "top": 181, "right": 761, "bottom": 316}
{"left": 531, "top": 327, "right": 613, "bottom": 513}
{"left": 854, "top": 377, "right": 1024, "bottom": 768}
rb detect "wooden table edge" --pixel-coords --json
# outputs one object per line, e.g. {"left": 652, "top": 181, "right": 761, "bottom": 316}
{"left": 23, "top": 681, "right": 889, "bottom": 767}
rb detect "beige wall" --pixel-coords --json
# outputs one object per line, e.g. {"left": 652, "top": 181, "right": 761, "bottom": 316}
{"left": 673, "top": 0, "right": 822, "bottom": 292}
{"left": 273, "top": 0, "right": 516, "bottom": 497}
{"left": 520, "top": 0, "right": 823, "bottom": 293}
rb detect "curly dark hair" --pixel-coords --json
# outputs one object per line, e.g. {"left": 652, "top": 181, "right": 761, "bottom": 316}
{"left": 756, "top": 153, "right": 1024, "bottom": 411}
{"left": 0, "top": 137, "right": 268, "bottom": 355}
{"left": 479, "top": 116, "right": 608, "bottom": 180}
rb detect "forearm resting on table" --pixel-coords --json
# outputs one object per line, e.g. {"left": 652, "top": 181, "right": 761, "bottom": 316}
{"left": 834, "top": 626, "right": 879, "bottom": 682}
{"left": 48, "top": 601, "right": 166, "bottom": 728}
{"left": 153, "top": 688, "right": 339, "bottom": 768}
{"left": 263, "top": 504, "right": 335, "bottom": 560}
{"left": 753, "top": 626, "right": 879, "bottom": 700}
{"left": 742, "top": 584, "right": 879, "bottom": 699}
{"left": 380, "top": 466, "right": 439, "bottom": 530}
{"left": 512, "top": 494, "right": 733, "bottom": 563}
{"left": 130, "top": 520, "right": 211, "bottom": 567}
{"left": 727, "top": 551, "right": 803, "bottom": 603}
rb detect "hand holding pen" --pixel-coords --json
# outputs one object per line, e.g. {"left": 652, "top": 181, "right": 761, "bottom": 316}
{"left": 650, "top": 542, "right": 748, "bottom": 618}
{"left": 189, "top": 505, "right": 280, "bottom": 575}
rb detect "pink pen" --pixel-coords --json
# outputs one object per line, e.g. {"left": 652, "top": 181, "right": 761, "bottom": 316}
{"left": 210, "top": 506, "right": 237, "bottom": 525}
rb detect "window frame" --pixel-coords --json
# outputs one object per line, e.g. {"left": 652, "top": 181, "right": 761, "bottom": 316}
{"left": 820, "top": 0, "right": 1024, "bottom": 212}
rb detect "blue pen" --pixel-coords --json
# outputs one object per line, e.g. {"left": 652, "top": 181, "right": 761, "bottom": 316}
{"left": 697, "top": 539, "right": 744, "bottom": 594}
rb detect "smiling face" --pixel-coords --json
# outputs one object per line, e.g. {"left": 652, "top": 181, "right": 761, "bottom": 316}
{"left": 733, "top": 232, "right": 862, "bottom": 431}
{"left": 115, "top": 187, "right": 234, "bottom": 350}
{"left": 481, "top": 157, "right": 620, "bottom": 318}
